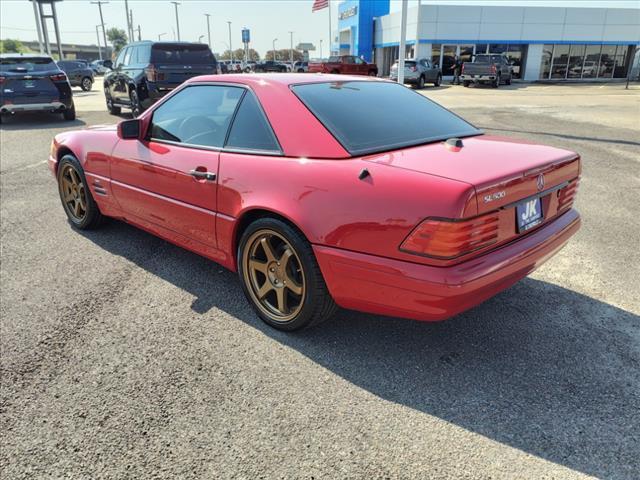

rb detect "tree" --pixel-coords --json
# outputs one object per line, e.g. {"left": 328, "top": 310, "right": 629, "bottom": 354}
{"left": 266, "top": 49, "right": 304, "bottom": 62}
{"left": 0, "top": 39, "right": 27, "bottom": 54}
{"left": 106, "top": 27, "right": 128, "bottom": 55}
{"left": 218, "top": 48, "right": 260, "bottom": 62}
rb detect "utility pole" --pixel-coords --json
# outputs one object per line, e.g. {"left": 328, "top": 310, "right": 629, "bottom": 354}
{"left": 31, "top": 0, "right": 44, "bottom": 53}
{"left": 204, "top": 13, "right": 212, "bottom": 50}
{"left": 124, "top": 0, "right": 132, "bottom": 40}
{"left": 171, "top": 2, "right": 181, "bottom": 41}
{"left": 96, "top": 24, "right": 103, "bottom": 60}
{"left": 227, "top": 21, "right": 233, "bottom": 64}
{"left": 288, "top": 31, "right": 294, "bottom": 68}
{"left": 91, "top": 1, "right": 109, "bottom": 59}
{"left": 129, "top": 10, "right": 134, "bottom": 40}
{"left": 272, "top": 38, "right": 277, "bottom": 61}
{"left": 137, "top": 25, "right": 141, "bottom": 41}
{"left": 397, "top": 0, "right": 408, "bottom": 84}
{"left": 50, "top": 0, "right": 63, "bottom": 58}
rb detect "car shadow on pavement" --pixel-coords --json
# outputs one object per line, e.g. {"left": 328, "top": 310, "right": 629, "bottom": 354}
{"left": 79, "top": 219, "right": 639, "bottom": 479}
{"left": 0, "top": 113, "right": 86, "bottom": 131}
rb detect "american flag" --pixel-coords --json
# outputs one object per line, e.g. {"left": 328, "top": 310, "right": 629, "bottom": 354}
{"left": 312, "top": 0, "right": 329, "bottom": 12}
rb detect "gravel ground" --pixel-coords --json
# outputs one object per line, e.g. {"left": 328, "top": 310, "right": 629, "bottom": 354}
{"left": 1, "top": 83, "right": 639, "bottom": 479}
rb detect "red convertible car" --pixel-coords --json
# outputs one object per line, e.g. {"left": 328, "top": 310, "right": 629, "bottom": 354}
{"left": 49, "top": 74, "right": 580, "bottom": 331}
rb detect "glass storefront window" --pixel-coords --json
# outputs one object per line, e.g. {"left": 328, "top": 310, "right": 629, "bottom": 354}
{"left": 567, "top": 44, "right": 586, "bottom": 78}
{"left": 582, "top": 45, "right": 602, "bottom": 78}
{"left": 441, "top": 45, "right": 457, "bottom": 76}
{"left": 489, "top": 44, "right": 508, "bottom": 54}
{"left": 598, "top": 45, "right": 616, "bottom": 78}
{"left": 540, "top": 44, "right": 553, "bottom": 80}
{"left": 506, "top": 44, "right": 526, "bottom": 79}
{"left": 550, "top": 44, "right": 570, "bottom": 79}
{"left": 431, "top": 44, "right": 441, "bottom": 70}
{"left": 613, "top": 45, "right": 629, "bottom": 78}
{"left": 475, "top": 44, "right": 488, "bottom": 55}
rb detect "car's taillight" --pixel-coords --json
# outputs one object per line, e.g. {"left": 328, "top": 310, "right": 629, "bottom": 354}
{"left": 50, "top": 73, "right": 67, "bottom": 81}
{"left": 461, "top": 64, "right": 465, "bottom": 73}
{"left": 400, "top": 214, "right": 500, "bottom": 259}
{"left": 145, "top": 64, "right": 165, "bottom": 82}
{"left": 490, "top": 64, "right": 497, "bottom": 74}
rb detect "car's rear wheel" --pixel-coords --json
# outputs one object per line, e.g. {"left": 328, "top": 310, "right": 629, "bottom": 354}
{"left": 368, "top": 70, "right": 377, "bottom": 77}
{"left": 57, "top": 155, "right": 104, "bottom": 229}
{"left": 416, "top": 75, "right": 425, "bottom": 89}
{"left": 81, "top": 77, "right": 93, "bottom": 91}
{"left": 238, "top": 218, "right": 336, "bottom": 331}
{"left": 463, "top": 80, "right": 470, "bottom": 87}
{"left": 331, "top": 69, "right": 339, "bottom": 74}
{"left": 62, "top": 102, "right": 76, "bottom": 121}
{"left": 434, "top": 73, "right": 442, "bottom": 87}
{"left": 105, "top": 86, "right": 121, "bottom": 115}
{"left": 129, "top": 89, "right": 142, "bottom": 117}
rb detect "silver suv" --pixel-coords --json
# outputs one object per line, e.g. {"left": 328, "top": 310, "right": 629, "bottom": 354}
{"left": 390, "top": 58, "right": 442, "bottom": 88}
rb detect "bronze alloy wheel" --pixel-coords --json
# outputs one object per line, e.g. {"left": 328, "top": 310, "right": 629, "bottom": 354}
{"left": 242, "top": 229, "right": 306, "bottom": 323}
{"left": 59, "top": 163, "right": 87, "bottom": 222}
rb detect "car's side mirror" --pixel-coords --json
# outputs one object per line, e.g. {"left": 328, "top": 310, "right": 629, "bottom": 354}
{"left": 103, "top": 60, "right": 113, "bottom": 69}
{"left": 118, "top": 119, "right": 141, "bottom": 140}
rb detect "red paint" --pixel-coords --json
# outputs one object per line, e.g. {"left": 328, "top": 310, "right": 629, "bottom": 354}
{"left": 49, "top": 74, "right": 581, "bottom": 322}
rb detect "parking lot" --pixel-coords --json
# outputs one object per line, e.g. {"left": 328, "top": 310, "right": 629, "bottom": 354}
{"left": 1, "top": 82, "right": 639, "bottom": 479}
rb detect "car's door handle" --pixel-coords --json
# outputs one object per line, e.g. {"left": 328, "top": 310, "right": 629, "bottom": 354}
{"left": 189, "top": 169, "right": 217, "bottom": 181}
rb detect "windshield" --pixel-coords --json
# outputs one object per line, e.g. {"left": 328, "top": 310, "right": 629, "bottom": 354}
{"left": 292, "top": 81, "right": 481, "bottom": 156}
{"left": 328, "top": 56, "right": 341, "bottom": 63}
{"left": 0, "top": 57, "right": 56, "bottom": 72}
{"left": 474, "top": 55, "right": 501, "bottom": 64}
{"left": 151, "top": 44, "right": 215, "bottom": 65}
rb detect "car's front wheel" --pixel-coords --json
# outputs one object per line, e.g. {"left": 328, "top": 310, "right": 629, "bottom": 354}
{"left": 105, "top": 86, "right": 121, "bottom": 115}
{"left": 81, "top": 77, "right": 93, "bottom": 91}
{"left": 62, "top": 102, "right": 76, "bottom": 121}
{"left": 416, "top": 75, "right": 425, "bottom": 89}
{"left": 57, "top": 155, "right": 104, "bottom": 229}
{"left": 238, "top": 218, "right": 337, "bottom": 331}
{"left": 434, "top": 73, "right": 442, "bottom": 87}
{"left": 129, "top": 89, "right": 142, "bottom": 117}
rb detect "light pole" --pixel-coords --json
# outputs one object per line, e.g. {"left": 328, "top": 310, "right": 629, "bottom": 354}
{"left": 204, "top": 13, "right": 212, "bottom": 50}
{"left": 171, "top": 2, "right": 181, "bottom": 41}
{"left": 288, "top": 31, "right": 294, "bottom": 68}
{"left": 96, "top": 24, "right": 104, "bottom": 60}
{"left": 227, "top": 21, "right": 233, "bottom": 64}
{"left": 397, "top": 0, "right": 408, "bottom": 84}
{"left": 272, "top": 38, "right": 277, "bottom": 61}
{"left": 158, "top": 32, "right": 167, "bottom": 40}
{"left": 198, "top": 35, "right": 204, "bottom": 43}
{"left": 319, "top": 39, "right": 323, "bottom": 60}
{"left": 124, "top": 0, "right": 132, "bottom": 40}
{"left": 91, "top": 1, "right": 109, "bottom": 59}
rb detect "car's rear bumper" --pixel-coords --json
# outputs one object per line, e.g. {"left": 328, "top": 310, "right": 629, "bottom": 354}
{"left": 390, "top": 74, "right": 420, "bottom": 84}
{"left": 313, "top": 209, "right": 580, "bottom": 321}
{"left": 461, "top": 74, "right": 496, "bottom": 82}
{"left": 0, "top": 101, "right": 71, "bottom": 114}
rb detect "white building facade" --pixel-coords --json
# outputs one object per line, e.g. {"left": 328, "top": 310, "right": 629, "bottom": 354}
{"left": 337, "top": 2, "right": 640, "bottom": 81}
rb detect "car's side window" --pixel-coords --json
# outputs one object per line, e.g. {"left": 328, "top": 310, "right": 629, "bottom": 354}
{"left": 123, "top": 47, "right": 132, "bottom": 67}
{"left": 149, "top": 85, "right": 244, "bottom": 148}
{"left": 114, "top": 49, "right": 126, "bottom": 69}
{"left": 225, "top": 91, "right": 280, "bottom": 153}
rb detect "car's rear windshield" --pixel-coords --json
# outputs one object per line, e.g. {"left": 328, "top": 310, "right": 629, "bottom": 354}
{"left": 474, "top": 55, "right": 500, "bottom": 63}
{"left": 291, "top": 81, "right": 481, "bottom": 156}
{"left": 0, "top": 57, "right": 56, "bottom": 72}
{"left": 151, "top": 44, "right": 215, "bottom": 64}
{"left": 328, "top": 56, "right": 341, "bottom": 63}
{"left": 392, "top": 61, "right": 416, "bottom": 68}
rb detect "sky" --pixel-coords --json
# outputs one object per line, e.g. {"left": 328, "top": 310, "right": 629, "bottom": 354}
{"left": 1, "top": 0, "right": 638, "bottom": 58}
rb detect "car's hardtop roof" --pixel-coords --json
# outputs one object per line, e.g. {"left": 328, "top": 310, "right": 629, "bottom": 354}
{"left": 0, "top": 53, "right": 53, "bottom": 59}
{"left": 126, "top": 40, "right": 210, "bottom": 47}
{"left": 187, "top": 72, "right": 387, "bottom": 87}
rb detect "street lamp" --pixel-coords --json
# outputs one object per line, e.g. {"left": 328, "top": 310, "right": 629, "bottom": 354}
{"left": 170, "top": 1, "right": 181, "bottom": 41}
{"left": 204, "top": 13, "right": 212, "bottom": 50}
{"left": 198, "top": 35, "right": 204, "bottom": 43}
{"left": 227, "top": 21, "right": 233, "bottom": 64}
{"left": 158, "top": 32, "right": 167, "bottom": 40}
{"left": 288, "top": 31, "right": 294, "bottom": 68}
{"left": 91, "top": 1, "right": 109, "bottom": 59}
{"left": 272, "top": 38, "right": 277, "bottom": 61}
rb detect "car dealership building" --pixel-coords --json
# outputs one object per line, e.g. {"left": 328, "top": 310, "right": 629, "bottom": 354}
{"left": 336, "top": 0, "right": 640, "bottom": 81}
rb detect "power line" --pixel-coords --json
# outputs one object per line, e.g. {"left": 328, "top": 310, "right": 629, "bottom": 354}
{"left": 1, "top": 25, "right": 96, "bottom": 34}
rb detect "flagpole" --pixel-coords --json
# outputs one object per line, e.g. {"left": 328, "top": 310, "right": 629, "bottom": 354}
{"left": 328, "top": 0, "right": 331, "bottom": 56}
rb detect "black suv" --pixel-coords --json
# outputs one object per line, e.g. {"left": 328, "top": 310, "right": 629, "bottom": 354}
{"left": 254, "top": 61, "right": 288, "bottom": 73}
{"left": 0, "top": 53, "right": 75, "bottom": 123}
{"left": 57, "top": 60, "right": 95, "bottom": 91}
{"left": 103, "top": 41, "right": 218, "bottom": 116}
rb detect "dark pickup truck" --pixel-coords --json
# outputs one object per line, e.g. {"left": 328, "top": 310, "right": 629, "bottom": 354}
{"left": 254, "top": 61, "right": 287, "bottom": 73}
{"left": 308, "top": 55, "right": 377, "bottom": 76}
{"left": 460, "top": 54, "right": 513, "bottom": 88}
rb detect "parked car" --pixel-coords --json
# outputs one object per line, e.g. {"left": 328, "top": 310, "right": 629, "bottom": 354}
{"left": 243, "top": 61, "right": 257, "bottom": 72}
{"left": 293, "top": 61, "right": 308, "bottom": 73}
{"left": 460, "top": 54, "right": 513, "bottom": 88}
{"left": 90, "top": 59, "right": 111, "bottom": 75}
{"left": 0, "top": 53, "right": 75, "bottom": 123}
{"left": 254, "top": 60, "right": 288, "bottom": 72}
{"left": 103, "top": 41, "right": 218, "bottom": 116}
{"left": 390, "top": 58, "right": 442, "bottom": 88}
{"left": 49, "top": 73, "right": 581, "bottom": 331}
{"left": 308, "top": 55, "right": 377, "bottom": 76}
{"left": 57, "top": 60, "right": 95, "bottom": 91}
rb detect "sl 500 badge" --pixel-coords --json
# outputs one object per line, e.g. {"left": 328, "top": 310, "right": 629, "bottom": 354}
{"left": 483, "top": 191, "right": 506, "bottom": 203}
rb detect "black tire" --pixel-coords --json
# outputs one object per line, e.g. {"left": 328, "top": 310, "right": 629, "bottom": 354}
{"left": 129, "top": 88, "right": 142, "bottom": 117}
{"left": 63, "top": 102, "right": 76, "bottom": 121}
{"left": 331, "top": 69, "right": 339, "bottom": 74}
{"left": 57, "top": 154, "right": 104, "bottom": 230}
{"left": 368, "top": 70, "right": 377, "bottom": 77}
{"left": 434, "top": 73, "right": 442, "bottom": 87}
{"left": 80, "top": 77, "right": 93, "bottom": 91}
{"left": 237, "top": 217, "right": 337, "bottom": 331}
{"left": 297, "top": 68, "right": 304, "bottom": 73}
{"left": 105, "top": 86, "right": 121, "bottom": 115}
{"left": 463, "top": 80, "right": 470, "bottom": 87}
{"left": 416, "top": 75, "right": 425, "bottom": 89}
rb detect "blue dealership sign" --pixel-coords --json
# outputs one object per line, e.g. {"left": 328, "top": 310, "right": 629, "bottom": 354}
{"left": 242, "top": 28, "right": 250, "bottom": 43}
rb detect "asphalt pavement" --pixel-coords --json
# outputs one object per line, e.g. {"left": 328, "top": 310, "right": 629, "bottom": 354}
{"left": 1, "top": 82, "right": 639, "bottom": 479}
